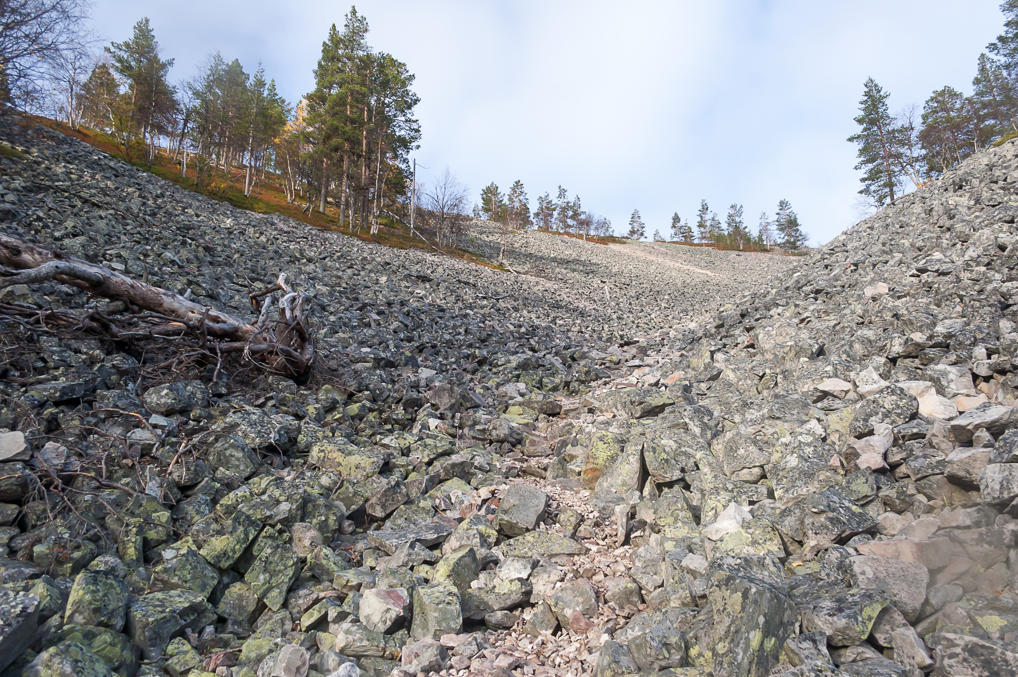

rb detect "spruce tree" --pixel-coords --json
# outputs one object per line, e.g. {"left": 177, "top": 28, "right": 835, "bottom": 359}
{"left": 725, "top": 203, "right": 746, "bottom": 250}
{"left": 669, "top": 212, "right": 681, "bottom": 241}
{"left": 919, "top": 86, "right": 971, "bottom": 174}
{"left": 107, "top": 17, "right": 176, "bottom": 159}
{"left": 535, "top": 192, "right": 554, "bottom": 230}
{"left": 479, "top": 182, "right": 506, "bottom": 222}
{"left": 627, "top": 209, "right": 646, "bottom": 240}
{"left": 774, "top": 199, "right": 807, "bottom": 249}
{"left": 507, "top": 180, "right": 530, "bottom": 229}
{"left": 847, "top": 78, "right": 901, "bottom": 206}
{"left": 972, "top": 53, "right": 1018, "bottom": 138}
{"left": 695, "top": 200, "right": 710, "bottom": 243}
{"left": 554, "top": 186, "right": 570, "bottom": 231}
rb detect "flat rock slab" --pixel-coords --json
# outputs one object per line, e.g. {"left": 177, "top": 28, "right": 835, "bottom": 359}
{"left": 495, "top": 483, "right": 548, "bottom": 537}
{"left": 498, "top": 531, "right": 587, "bottom": 558}
{"left": 367, "top": 520, "right": 455, "bottom": 555}
{"left": 0, "top": 589, "right": 39, "bottom": 673}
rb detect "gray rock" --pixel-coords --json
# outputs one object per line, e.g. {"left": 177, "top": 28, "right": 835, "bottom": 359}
{"left": 0, "top": 589, "right": 39, "bottom": 673}
{"left": 980, "top": 463, "right": 1018, "bottom": 505}
{"left": 142, "top": 380, "right": 210, "bottom": 415}
{"left": 848, "top": 555, "right": 928, "bottom": 623}
{"left": 411, "top": 582, "right": 462, "bottom": 640}
{"left": 495, "top": 483, "right": 548, "bottom": 537}
{"left": 592, "top": 640, "right": 640, "bottom": 676}
{"left": 126, "top": 588, "right": 215, "bottom": 660}
{"left": 358, "top": 588, "right": 410, "bottom": 634}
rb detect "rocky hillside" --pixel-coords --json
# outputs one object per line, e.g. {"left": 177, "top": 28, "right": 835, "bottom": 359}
{"left": 0, "top": 109, "right": 1016, "bottom": 677}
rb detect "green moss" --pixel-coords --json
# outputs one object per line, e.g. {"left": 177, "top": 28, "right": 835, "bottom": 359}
{"left": 0, "top": 142, "right": 28, "bottom": 160}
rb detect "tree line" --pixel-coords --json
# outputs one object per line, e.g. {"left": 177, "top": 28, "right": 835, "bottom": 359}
{"left": 627, "top": 198, "right": 807, "bottom": 251}
{"left": 849, "top": 2, "right": 1018, "bottom": 206}
{"left": 475, "top": 181, "right": 614, "bottom": 238}
{"left": 4, "top": 4, "right": 423, "bottom": 237}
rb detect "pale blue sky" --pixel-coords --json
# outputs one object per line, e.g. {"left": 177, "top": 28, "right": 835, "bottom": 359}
{"left": 87, "top": 1, "right": 1005, "bottom": 245}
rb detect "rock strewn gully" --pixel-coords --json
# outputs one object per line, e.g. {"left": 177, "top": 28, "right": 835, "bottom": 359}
{"left": 1, "top": 113, "right": 1018, "bottom": 677}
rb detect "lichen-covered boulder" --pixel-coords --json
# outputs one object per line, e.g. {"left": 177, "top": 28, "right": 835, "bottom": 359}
{"left": 126, "top": 589, "right": 215, "bottom": 660}
{"left": 142, "top": 380, "right": 210, "bottom": 415}
{"left": 64, "top": 557, "right": 129, "bottom": 630}
{"left": 22, "top": 641, "right": 113, "bottom": 677}
{"left": 411, "top": 582, "right": 462, "bottom": 641}
{"left": 243, "top": 540, "right": 299, "bottom": 611}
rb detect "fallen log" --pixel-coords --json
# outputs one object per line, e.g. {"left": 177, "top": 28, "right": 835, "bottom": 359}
{"left": 0, "top": 231, "right": 315, "bottom": 382}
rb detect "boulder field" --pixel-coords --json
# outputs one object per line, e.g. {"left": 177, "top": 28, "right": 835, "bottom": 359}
{"left": 1, "top": 115, "right": 1017, "bottom": 677}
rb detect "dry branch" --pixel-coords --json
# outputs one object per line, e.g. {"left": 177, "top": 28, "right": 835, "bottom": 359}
{"left": 0, "top": 231, "right": 315, "bottom": 381}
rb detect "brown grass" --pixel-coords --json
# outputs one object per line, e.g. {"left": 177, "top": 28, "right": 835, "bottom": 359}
{"left": 29, "top": 116, "right": 500, "bottom": 268}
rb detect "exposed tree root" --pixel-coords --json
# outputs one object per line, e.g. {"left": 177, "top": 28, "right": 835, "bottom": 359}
{"left": 0, "top": 231, "right": 315, "bottom": 382}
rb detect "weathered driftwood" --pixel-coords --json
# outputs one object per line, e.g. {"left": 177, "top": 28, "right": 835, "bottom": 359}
{"left": 0, "top": 232, "right": 315, "bottom": 381}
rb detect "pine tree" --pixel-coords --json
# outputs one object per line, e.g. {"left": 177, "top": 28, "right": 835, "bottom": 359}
{"left": 669, "top": 212, "right": 683, "bottom": 241}
{"left": 972, "top": 52, "right": 1018, "bottom": 139}
{"left": 708, "top": 212, "right": 722, "bottom": 243}
{"left": 535, "top": 192, "right": 554, "bottom": 230}
{"left": 725, "top": 203, "right": 746, "bottom": 250}
{"left": 107, "top": 17, "right": 177, "bottom": 160}
{"left": 847, "top": 78, "right": 901, "bottom": 206}
{"left": 695, "top": 199, "right": 710, "bottom": 243}
{"left": 479, "top": 182, "right": 507, "bottom": 222}
{"left": 774, "top": 199, "right": 807, "bottom": 249}
{"left": 79, "top": 63, "right": 120, "bottom": 131}
{"left": 554, "top": 186, "right": 570, "bottom": 231}
{"left": 919, "top": 86, "right": 972, "bottom": 174}
{"left": 988, "top": 0, "right": 1018, "bottom": 84}
{"left": 507, "top": 180, "right": 530, "bottom": 229}
{"left": 652, "top": 230, "right": 664, "bottom": 242}
{"left": 627, "top": 209, "right": 646, "bottom": 240}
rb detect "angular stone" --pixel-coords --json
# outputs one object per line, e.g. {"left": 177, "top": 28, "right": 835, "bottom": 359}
{"left": 22, "top": 640, "right": 112, "bottom": 677}
{"left": 644, "top": 431, "right": 705, "bottom": 482}
{"left": 257, "top": 644, "right": 309, "bottom": 677}
{"left": 945, "top": 447, "right": 992, "bottom": 490}
{"left": 546, "top": 579, "right": 597, "bottom": 629}
{"left": 244, "top": 540, "right": 299, "bottom": 611}
{"left": 980, "top": 463, "right": 1018, "bottom": 505}
{"left": 142, "top": 380, "right": 210, "bottom": 415}
{"left": 616, "top": 606, "right": 695, "bottom": 671}
{"left": 462, "top": 578, "right": 532, "bottom": 620}
{"left": 495, "top": 483, "right": 548, "bottom": 537}
{"left": 926, "top": 632, "right": 1018, "bottom": 676}
{"left": 126, "top": 589, "right": 215, "bottom": 660}
{"left": 332, "top": 621, "right": 402, "bottom": 659}
{"left": 0, "top": 588, "right": 39, "bottom": 673}
{"left": 499, "top": 531, "right": 586, "bottom": 558}
{"left": 64, "top": 564, "right": 129, "bottom": 630}
{"left": 990, "top": 429, "right": 1018, "bottom": 463}
{"left": 358, "top": 588, "right": 410, "bottom": 634}
{"left": 800, "top": 588, "right": 888, "bottom": 646}
{"left": 698, "top": 557, "right": 798, "bottom": 677}
{"left": 205, "top": 433, "right": 258, "bottom": 479}
{"left": 411, "top": 582, "right": 462, "bottom": 640}
{"left": 0, "top": 431, "right": 28, "bottom": 462}
{"left": 848, "top": 555, "right": 928, "bottom": 623}
{"left": 593, "top": 640, "right": 640, "bottom": 677}
{"left": 433, "top": 547, "right": 479, "bottom": 591}
{"left": 367, "top": 520, "right": 454, "bottom": 555}
{"left": 850, "top": 386, "right": 918, "bottom": 438}
{"left": 152, "top": 543, "right": 219, "bottom": 599}
{"left": 950, "top": 404, "right": 1018, "bottom": 445}
{"left": 191, "top": 507, "right": 262, "bottom": 569}
{"left": 55, "top": 624, "right": 136, "bottom": 676}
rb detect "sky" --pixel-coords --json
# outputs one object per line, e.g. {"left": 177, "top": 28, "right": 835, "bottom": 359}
{"left": 86, "top": 1, "right": 1006, "bottom": 245}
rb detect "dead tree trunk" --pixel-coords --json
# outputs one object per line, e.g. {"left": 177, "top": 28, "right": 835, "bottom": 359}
{"left": 0, "top": 233, "right": 315, "bottom": 382}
